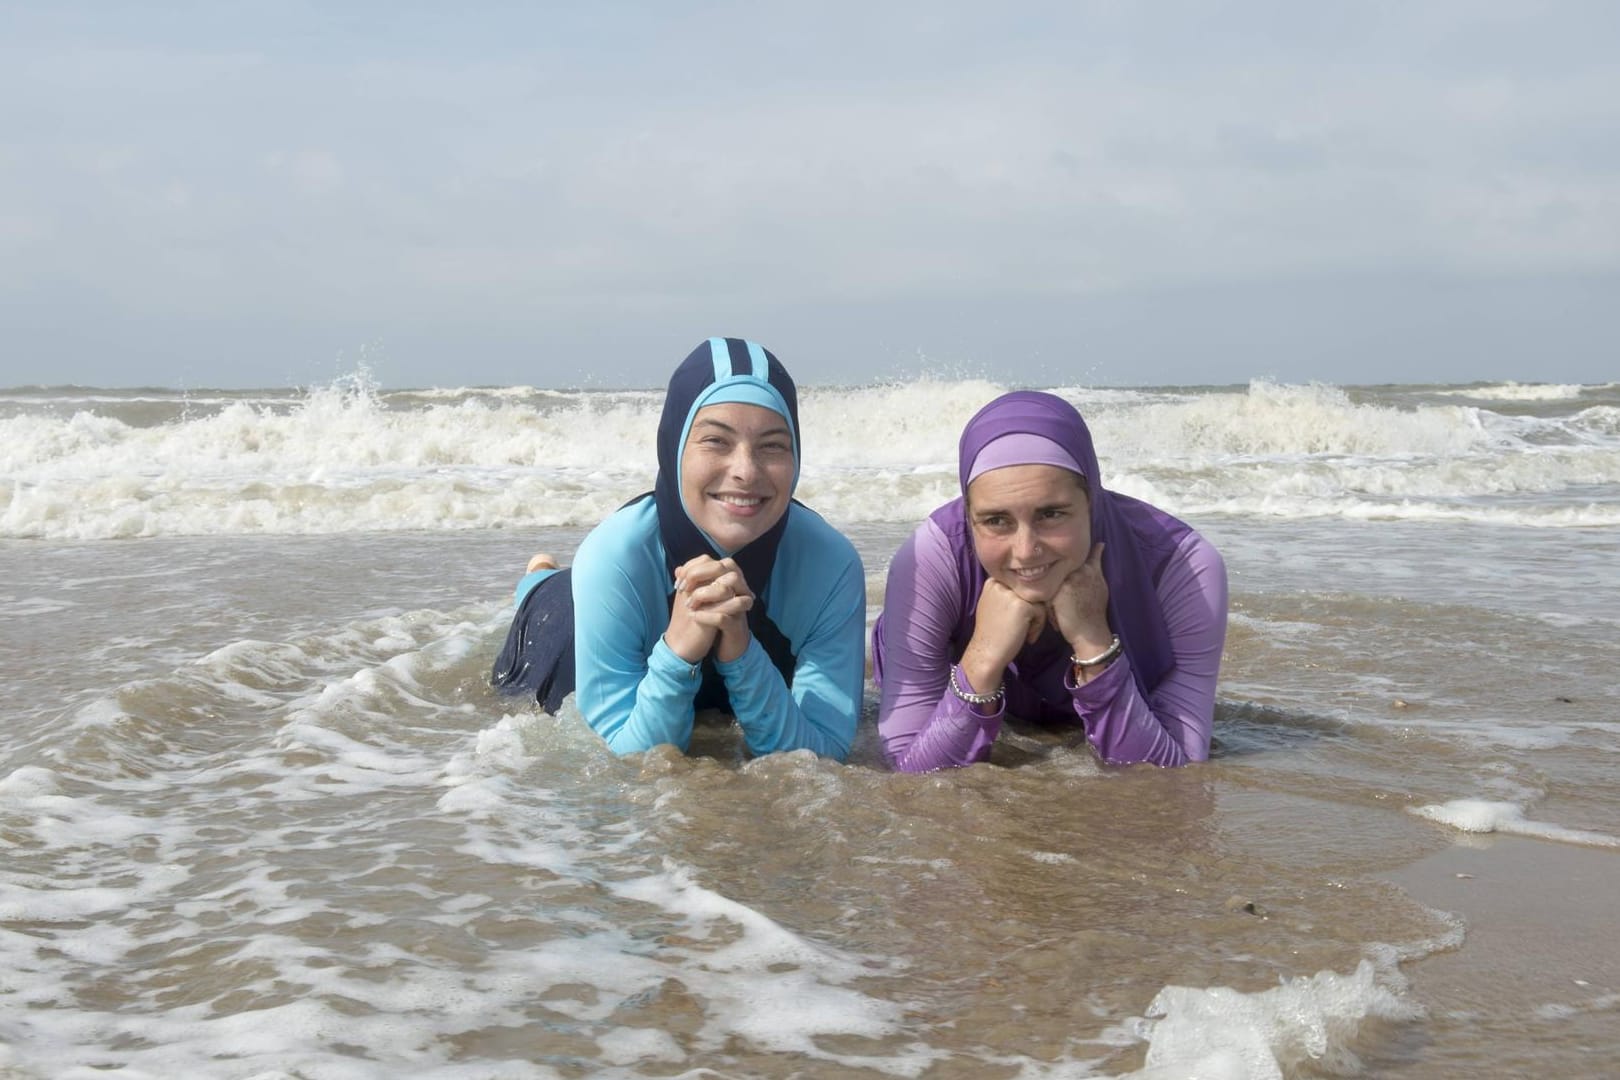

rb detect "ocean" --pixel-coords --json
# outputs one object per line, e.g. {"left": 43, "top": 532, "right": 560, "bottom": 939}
{"left": 3, "top": 375, "right": 1618, "bottom": 1078}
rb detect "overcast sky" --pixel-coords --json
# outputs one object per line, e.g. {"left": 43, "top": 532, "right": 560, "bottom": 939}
{"left": 3, "top": 1, "right": 1616, "bottom": 389}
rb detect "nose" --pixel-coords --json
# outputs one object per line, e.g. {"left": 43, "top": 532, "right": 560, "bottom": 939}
{"left": 1012, "top": 523, "right": 1043, "bottom": 561}
{"left": 727, "top": 444, "right": 761, "bottom": 482}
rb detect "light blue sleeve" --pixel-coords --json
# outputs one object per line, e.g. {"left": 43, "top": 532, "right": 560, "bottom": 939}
{"left": 570, "top": 506, "right": 703, "bottom": 754}
{"left": 716, "top": 513, "right": 865, "bottom": 760}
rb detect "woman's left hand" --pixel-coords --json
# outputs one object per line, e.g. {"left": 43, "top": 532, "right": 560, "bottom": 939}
{"left": 1049, "top": 542, "right": 1112, "bottom": 656}
{"left": 675, "top": 555, "right": 756, "bottom": 662}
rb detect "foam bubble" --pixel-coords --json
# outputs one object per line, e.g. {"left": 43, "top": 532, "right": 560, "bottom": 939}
{"left": 0, "top": 764, "right": 65, "bottom": 800}
{"left": 1408, "top": 799, "right": 1620, "bottom": 848}
{"left": 1136, "top": 960, "right": 1420, "bottom": 1080}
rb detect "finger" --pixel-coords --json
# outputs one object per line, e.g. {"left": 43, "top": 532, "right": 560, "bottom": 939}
{"left": 688, "top": 596, "right": 754, "bottom": 626}
{"left": 679, "top": 554, "right": 717, "bottom": 575}
{"left": 1085, "top": 541, "right": 1105, "bottom": 571}
{"left": 703, "top": 568, "right": 747, "bottom": 595}
{"left": 685, "top": 583, "right": 730, "bottom": 609}
{"left": 673, "top": 559, "right": 695, "bottom": 592}
{"left": 686, "top": 575, "right": 753, "bottom": 609}
{"left": 674, "top": 555, "right": 721, "bottom": 593}
{"left": 717, "top": 558, "right": 752, "bottom": 593}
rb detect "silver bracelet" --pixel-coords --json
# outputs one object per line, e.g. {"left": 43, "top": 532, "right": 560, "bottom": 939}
{"left": 1072, "top": 634, "right": 1122, "bottom": 668}
{"left": 949, "top": 665, "right": 1004, "bottom": 706}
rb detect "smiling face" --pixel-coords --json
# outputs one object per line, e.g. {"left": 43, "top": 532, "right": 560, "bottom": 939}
{"left": 966, "top": 464, "right": 1092, "bottom": 604}
{"left": 679, "top": 402, "right": 796, "bottom": 553}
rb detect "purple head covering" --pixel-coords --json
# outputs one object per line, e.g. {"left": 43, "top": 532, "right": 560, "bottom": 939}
{"left": 965, "top": 432, "right": 1081, "bottom": 485}
{"left": 947, "top": 390, "right": 1193, "bottom": 695}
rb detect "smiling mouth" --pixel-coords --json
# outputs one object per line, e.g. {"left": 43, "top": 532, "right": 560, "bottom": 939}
{"left": 1011, "top": 565, "right": 1053, "bottom": 581}
{"left": 712, "top": 493, "right": 768, "bottom": 513}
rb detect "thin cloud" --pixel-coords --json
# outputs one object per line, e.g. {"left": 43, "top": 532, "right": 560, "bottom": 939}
{"left": 1, "top": 2, "right": 1616, "bottom": 386}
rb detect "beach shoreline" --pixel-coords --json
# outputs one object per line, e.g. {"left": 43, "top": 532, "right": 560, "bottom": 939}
{"left": 1377, "top": 835, "right": 1620, "bottom": 1076}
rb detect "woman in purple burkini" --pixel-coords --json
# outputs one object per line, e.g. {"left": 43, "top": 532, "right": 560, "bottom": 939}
{"left": 871, "top": 391, "right": 1228, "bottom": 772}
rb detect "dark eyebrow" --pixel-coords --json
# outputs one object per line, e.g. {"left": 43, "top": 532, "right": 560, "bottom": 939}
{"left": 971, "top": 497, "right": 1078, "bottom": 519}
{"left": 692, "top": 418, "right": 792, "bottom": 439}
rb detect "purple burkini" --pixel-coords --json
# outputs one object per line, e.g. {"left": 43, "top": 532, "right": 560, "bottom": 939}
{"left": 871, "top": 391, "right": 1228, "bottom": 772}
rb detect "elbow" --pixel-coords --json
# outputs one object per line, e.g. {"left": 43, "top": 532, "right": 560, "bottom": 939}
{"left": 888, "top": 747, "right": 934, "bottom": 774}
{"left": 881, "top": 732, "right": 929, "bottom": 773}
{"left": 594, "top": 719, "right": 688, "bottom": 757}
{"left": 601, "top": 731, "right": 656, "bottom": 755}
{"left": 1157, "top": 733, "right": 1210, "bottom": 767}
{"left": 884, "top": 733, "right": 980, "bottom": 773}
{"left": 1176, "top": 734, "right": 1212, "bottom": 765}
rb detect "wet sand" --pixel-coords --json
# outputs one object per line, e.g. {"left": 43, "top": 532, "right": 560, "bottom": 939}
{"left": 1379, "top": 837, "right": 1620, "bottom": 1077}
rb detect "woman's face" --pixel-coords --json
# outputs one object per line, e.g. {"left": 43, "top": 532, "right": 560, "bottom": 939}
{"left": 966, "top": 464, "right": 1091, "bottom": 604}
{"left": 679, "top": 402, "right": 796, "bottom": 553}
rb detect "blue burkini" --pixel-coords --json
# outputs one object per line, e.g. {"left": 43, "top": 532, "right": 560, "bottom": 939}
{"left": 492, "top": 338, "right": 865, "bottom": 759}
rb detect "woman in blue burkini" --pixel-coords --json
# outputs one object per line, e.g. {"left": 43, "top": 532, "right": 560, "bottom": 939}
{"left": 492, "top": 337, "right": 865, "bottom": 760}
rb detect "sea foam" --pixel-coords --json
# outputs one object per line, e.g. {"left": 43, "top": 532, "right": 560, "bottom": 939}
{"left": 1409, "top": 799, "right": 1620, "bottom": 848}
{"left": 1133, "top": 960, "right": 1420, "bottom": 1080}
{"left": 4, "top": 377, "right": 1618, "bottom": 539}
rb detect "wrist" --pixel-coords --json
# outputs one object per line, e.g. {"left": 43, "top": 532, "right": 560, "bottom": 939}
{"left": 655, "top": 634, "right": 703, "bottom": 684}
{"left": 957, "top": 648, "right": 1009, "bottom": 703}
{"left": 714, "top": 625, "right": 751, "bottom": 664}
{"left": 1064, "top": 623, "right": 1113, "bottom": 658}
{"left": 663, "top": 628, "right": 710, "bottom": 665}
{"left": 948, "top": 663, "right": 1006, "bottom": 715}
{"left": 1069, "top": 634, "right": 1121, "bottom": 685}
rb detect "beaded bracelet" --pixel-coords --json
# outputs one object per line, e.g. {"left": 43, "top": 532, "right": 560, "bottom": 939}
{"left": 949, "top": 665, "right": 1005, "bottom": 706}
{"left": 1072, "top": 634, "right": 1122, "bottom": 669}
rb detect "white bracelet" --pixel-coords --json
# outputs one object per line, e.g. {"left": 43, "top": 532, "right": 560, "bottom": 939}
{"left": 949, "top": 665, "right": 1004, "bottom": 706}
{"left": 1072, "top": 634, "right": 1121, "bottom": 668}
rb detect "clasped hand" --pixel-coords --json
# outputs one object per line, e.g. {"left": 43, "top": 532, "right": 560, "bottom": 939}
{"left": 964, "top": 543, "right": 1113, "bottom": 677}
{"left": 665, "top": 555, "right": 755, "bottom": 664}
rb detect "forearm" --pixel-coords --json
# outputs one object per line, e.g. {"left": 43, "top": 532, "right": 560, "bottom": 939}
{"left": 718, "top": 639, "right": 855, "bottom": 759}
{"left": 580, "top": 638, "right": 700, "bottom": 754}
{"left": 874, "top": 516, "right": 1005, "bottom": 771}
{"left": 1064, "top": 655, "right": 1210, "bottom": 766}
{"left": 888, "top": 667, "right": 1004, "bottom": 771}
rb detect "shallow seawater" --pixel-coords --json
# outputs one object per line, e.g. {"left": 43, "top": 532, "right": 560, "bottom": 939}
{"left": 4, "top": 520, "right": 1615, "bottom": 1079}
{"left": 4, "top": 377, "right": 1619, "bottom": 1077}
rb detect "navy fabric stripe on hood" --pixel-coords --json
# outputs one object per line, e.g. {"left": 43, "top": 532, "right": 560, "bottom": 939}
{"left": 653, "top": 337, "right": 801, "bottom": 591}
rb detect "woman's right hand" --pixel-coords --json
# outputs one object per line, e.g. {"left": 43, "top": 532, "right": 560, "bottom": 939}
{"left": 957, "top": 579, "right": 1045, "bottom": 698}
{"left": 664, "top": 555, "right": 754, "bottom": 664}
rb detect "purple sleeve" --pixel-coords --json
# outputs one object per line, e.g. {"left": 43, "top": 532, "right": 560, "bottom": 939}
{"left": 874, "top": 521, "right": 1004, "bottom": 771}
{"left": 1065, "top": 531, "right": 1227, "bottom": 765}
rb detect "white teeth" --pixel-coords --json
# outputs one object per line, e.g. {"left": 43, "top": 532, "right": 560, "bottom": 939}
{"left": 716, "top": 494, "right": 764, "bottom": 507}
{"left": 1014, "top": 567, "right": 1047, "bottom": 579}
